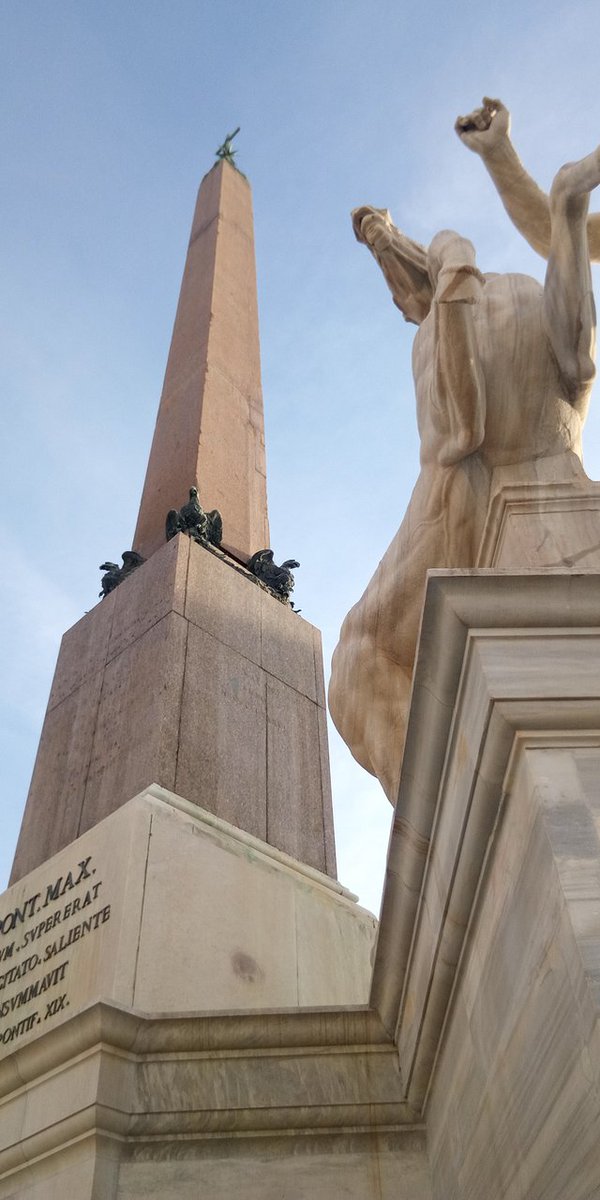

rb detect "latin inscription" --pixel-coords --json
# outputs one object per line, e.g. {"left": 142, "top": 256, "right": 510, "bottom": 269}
{"left": 0, "top": 856, "right": 110, "bottom": 1048}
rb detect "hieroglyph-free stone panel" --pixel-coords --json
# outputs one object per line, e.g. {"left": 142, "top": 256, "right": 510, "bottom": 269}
{"left": 11, "top": 535, "right": 335, "bottom": 881}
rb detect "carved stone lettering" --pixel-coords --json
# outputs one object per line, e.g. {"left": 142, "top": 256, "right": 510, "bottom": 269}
{"left": 0, "top": 854, "right": 111, "bottom": 1052}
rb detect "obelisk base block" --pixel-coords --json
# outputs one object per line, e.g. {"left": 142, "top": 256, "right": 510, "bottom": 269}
{"left": 12, "top": 535, "right": 335, "bottom": 883}
{"left": 1, "top": 786, "right": 375, "bottom": 1065}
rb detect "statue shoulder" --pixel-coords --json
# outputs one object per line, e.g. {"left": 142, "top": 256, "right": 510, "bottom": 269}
{"left": 482, "top": 271, "right": 543, "bottom": 295}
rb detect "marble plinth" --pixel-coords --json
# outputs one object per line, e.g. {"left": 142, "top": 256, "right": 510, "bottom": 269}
{"left": 11, "top": 535, "right": 335, "bottom": 883}
{"left": 370, "top": 571, "right": 600, "bottom": 1200}
{"left": 0, "top": 1000, "right": 429, "bottom": 1199}
{"left": 478, "top": 453, "right": 600, "bottom": 569}
{"left": 0, "top": 791, "right": 435, "bottom": 1200}
{"left": 1, "top": 787, "right": 374, "bottom": 1062}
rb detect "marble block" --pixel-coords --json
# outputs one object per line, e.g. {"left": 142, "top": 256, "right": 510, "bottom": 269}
{"left": 0, "top": 792, "right": 408, "bottom": 1200}
{"left": 0, "top": 995, "right": 427, "bottom": 1200}
{"left": 1, "top": 786, "right": 375, "bottom": 1061}
{"left": 478, "top": 453, "right": 600, "bottom": 568}
{"left": 11, "top": 535, "right": 335, "bottom": 882}
{"left": 368, "top": 570, "right": 600, "bottom": 1200}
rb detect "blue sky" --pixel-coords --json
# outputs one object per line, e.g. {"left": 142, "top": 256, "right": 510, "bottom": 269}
{"left": 2, "top": 0, "right": 600, "bottom": 913}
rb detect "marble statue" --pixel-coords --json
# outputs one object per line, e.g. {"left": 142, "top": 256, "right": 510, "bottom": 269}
{"left": 329, "top": 100, "right": 600, "bottom": 803}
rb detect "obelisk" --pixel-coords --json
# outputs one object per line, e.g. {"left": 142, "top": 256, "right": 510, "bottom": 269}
{"left": 133, "top": 159, "right": 269, "bottom": 562}
{"left": 0, "top": 145, "right": 376, "bottom": 1200}
{"left": 10, "top": 153, "right": 335, "bottom": 883}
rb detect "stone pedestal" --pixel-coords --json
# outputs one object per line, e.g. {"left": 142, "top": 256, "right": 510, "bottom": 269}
{"left": 371, "top": 571, "right": 600, "bottom": 1200}
{"left": 1, "top": 787, "right": 375, "bottom": 1062}
{"left": 0, "top": 790, "right": 432, "bottom": 1200}
{"left": 478, "top": 452, "right": 600, "bottom": 569}
{"left": 4, "top": 570, "right": 600, "bottom": 1199}
{"left": 11, "top": 536, "right": 335, "bottom": 883}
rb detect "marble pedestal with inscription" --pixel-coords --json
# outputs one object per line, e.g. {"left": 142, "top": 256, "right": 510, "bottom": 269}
{"left": 0, "top": 787, "right": 384, "bottom": 1199}
{"left": 1, "top": 787, "right": 375, "bottom": 1053}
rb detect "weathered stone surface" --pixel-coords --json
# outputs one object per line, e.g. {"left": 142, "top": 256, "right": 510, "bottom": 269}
{"left": 1, "top": 789, "right": 375, "bottom": 1064}
{"left": 261, "top": 589, "right": 318, "bottom": 702}
{"left": 0, "top": 997, "right": 425, "bottom": 1199}
{"left": 10, "top": 671, "right": 104, "bottom": 883}
{"left": 266, "top": 676, "right": 330, "bottom": 867}
{"left": 184, "top": 535, "right": 262, "bottom": 663}
{"left": 316, "top": 681, "right": 337, "bottom": 878}
{"left": 295, "top": 870, "right": 375, "bottom": 1007}
{"left": 0, "top": 801, "right": 149, "bottom": 1061}
{"left": 78, "top": 610, "right": 188, "bottom": 836}
{"left": 117, "top": 1134, "right": 431, "bottom": 1200}
{"left": 427, "top": 744, "right": 600, "bottom": 1200}
{"left": 0, "top": 793, "right": 410, "bottom": 1198}
{"left": 366, "top": 572, "right": 600, "bottom": 1199}
{"left": 532, "top": 746, "right": 600, "bottom": 1010}
{"left": 107, "top": 532, "right": 188, "bottom": 662}
{"left": 0, "top": 1153, "right": 101, "bottom": 1200}
{"left": 11, "top": 538, "right": 335, "bottom": 880}
{"left": 478, "top": 455, "right": 600, "bottom": 569}
{"left": 175, "top": 620, "right": 267, "bottom": 839}
{"left": 133, "top": 797, "right": 297, "bottom": 1011}
{"left": 47, "top": 587, "right": 114, "bottom": 711}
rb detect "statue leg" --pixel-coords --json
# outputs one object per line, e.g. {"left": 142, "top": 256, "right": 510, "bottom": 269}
{"left": 543, "top": 147, "right": 600, "bottom": 417}
{"left": 329, "top": 457, "right": 489, "bottom": 803}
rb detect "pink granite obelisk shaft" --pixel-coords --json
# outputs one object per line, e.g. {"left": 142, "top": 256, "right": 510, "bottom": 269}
{"left": 133, "top": 159, "right": 269, "bottom": 562}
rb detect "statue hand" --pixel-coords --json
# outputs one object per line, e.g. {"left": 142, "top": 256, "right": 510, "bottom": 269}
{"left": 454, "top": 97, "right": 510, "bottom": 157}
{"left": 352, "top": 207, "right": 393, "bottom": 252}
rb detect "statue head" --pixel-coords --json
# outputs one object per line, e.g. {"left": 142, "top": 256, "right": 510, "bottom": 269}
{"left": 352, "top": 207, "right": 433, "bottom": 325}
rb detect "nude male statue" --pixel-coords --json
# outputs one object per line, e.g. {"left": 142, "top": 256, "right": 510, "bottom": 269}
{"left": 328, "top": 100, "right": 600, "bottom": 804}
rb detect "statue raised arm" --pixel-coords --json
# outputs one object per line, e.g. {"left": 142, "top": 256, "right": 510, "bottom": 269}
{"left": 455, "top": 96, "right": 600, "bottom": 262}
{"left": 329, "top": 118, "right": 600, "bottom": 803}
